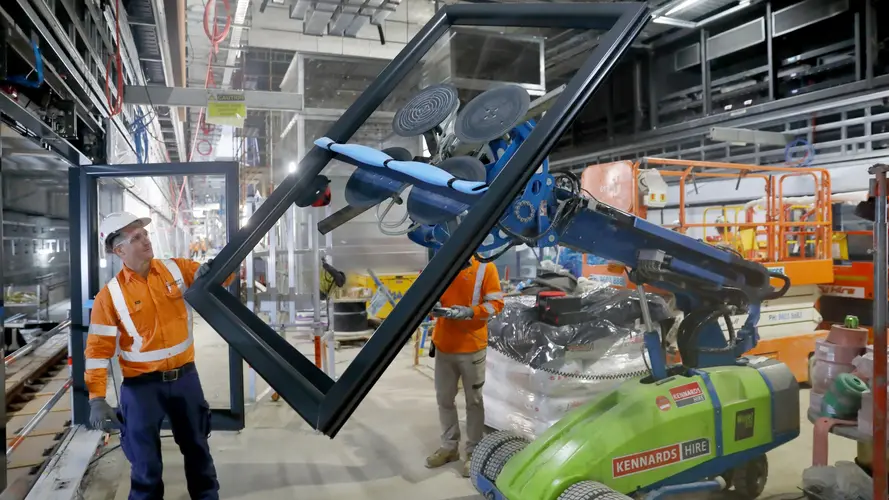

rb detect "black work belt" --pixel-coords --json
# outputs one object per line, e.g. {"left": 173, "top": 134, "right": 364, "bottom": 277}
{"left": 123, "top": 362, "right": 195, "bottom": 385}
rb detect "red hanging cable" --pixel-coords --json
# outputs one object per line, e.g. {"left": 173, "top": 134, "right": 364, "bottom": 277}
{"left": 203, "top": 0, "right": 232, "bottom": 54}
{"left": 105, "top": 0, "right": 124, "bottom": 116}
{"left": 188, "top": 0, "right": 231, "bottom": 161}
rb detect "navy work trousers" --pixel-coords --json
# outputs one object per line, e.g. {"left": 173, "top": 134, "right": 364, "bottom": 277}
{"left": 118, "top": 367, "right": 219, "bottom": 500}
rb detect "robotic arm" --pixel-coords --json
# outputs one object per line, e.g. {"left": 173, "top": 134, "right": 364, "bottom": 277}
{"left": 315, "top": 84, "right": 790, "bottom": 378}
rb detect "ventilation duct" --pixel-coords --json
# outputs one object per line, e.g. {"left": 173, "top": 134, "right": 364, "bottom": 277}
{"left": 290, "top": 0, "right": 311, "bottom": 20}
{"left": 290, "top": 0, "right": 402, "bottom": 37}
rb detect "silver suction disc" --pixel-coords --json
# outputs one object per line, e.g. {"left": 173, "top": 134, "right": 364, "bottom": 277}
{"left": 392, "top": 84, "right": 460, "bottom": 137}
{"left": 455, "top": 85, "right": 530, "bottom": 144}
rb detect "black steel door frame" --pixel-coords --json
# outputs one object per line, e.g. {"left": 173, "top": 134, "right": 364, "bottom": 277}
{"left": 68, "top": 161, "right": 244, "bottom": 430}
{"left": 180, "top": 2, "right": 651, "bottom": 438}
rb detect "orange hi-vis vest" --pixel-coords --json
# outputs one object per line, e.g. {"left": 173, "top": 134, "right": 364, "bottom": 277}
{"left": 84, "top": 258, "right": 229, "bottom": 399}
{"left": 432, "top": 258, "right": 505, "bottom": 354}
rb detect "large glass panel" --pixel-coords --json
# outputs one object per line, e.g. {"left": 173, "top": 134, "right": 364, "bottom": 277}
{"left": 290, "top": 21, "right": 603, "bottom": 387}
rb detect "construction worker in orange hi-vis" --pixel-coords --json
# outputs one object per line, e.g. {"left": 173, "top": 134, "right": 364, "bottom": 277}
{"left": 87, "top": 212, "right": 232, "bottom": 500}
{"left": 425, "top": 256, "right": 504, "bottom": 478}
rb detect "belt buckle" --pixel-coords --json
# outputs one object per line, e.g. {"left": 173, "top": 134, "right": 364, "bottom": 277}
{"left": 161, "top": 369, "right": 179, "bottom": 382}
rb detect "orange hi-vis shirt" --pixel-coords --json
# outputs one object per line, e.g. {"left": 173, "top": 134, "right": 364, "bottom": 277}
{"left": 84, "top": 258, "right": 231, "bottom": 399}
{"left": 433, "top": 258, "right": 505, "bottom": 354}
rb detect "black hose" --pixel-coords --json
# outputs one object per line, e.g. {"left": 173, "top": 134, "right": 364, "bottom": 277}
{"left": 764, "top": 272, "right": 791, "bottom": 300}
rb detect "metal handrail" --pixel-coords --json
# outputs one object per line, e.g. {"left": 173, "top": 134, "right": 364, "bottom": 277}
{"left": 6, "top": 378, "right": 73, "bottom": 459}
{"left": 5, "top": 319, "right": 71, "bottom": 367}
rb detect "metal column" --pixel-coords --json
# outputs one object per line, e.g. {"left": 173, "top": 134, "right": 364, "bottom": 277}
{"left": 865, "top": 0, "right": 875, "bottom": 87}
{"left": 324, "top": 205, "right": 335, "bottom": 379}
{"left": 700, "top": 29, "right": 711, "bottom": 116}
{"left": 633, "top": 59, "right": 643, "bottom": 133}
{"left": 309, "top": 209, "right": 324, "bottom": 373}
{"left": 870, "top": 163, "right": 888, "bottom": 500}
{"left": 765, "top": 2, "right": 775, "bottom": 100}
{"left": 244, "top": 194, "right": 256, "bottom": 402}
{"left": 287, "top": 206, "right": 297, "bottom": 325}
{"left": 0, "top": 137, "right": 7, "bottom": 492}
{"left": 647, "top": 49, "right": 658, "bottom": 130}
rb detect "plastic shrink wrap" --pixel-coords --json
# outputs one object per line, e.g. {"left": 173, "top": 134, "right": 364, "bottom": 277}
{"left": 484, "top": 284, "right": 674, "bottom": 440}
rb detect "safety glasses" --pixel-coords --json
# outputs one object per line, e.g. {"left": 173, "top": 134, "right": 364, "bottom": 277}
{"left": 114, "top": 228, "right": 150, "bottom": 249}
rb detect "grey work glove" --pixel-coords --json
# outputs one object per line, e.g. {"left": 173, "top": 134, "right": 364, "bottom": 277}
{"left": 195, "top": 259, "right": 213, "bottom": 280}
{"left": 88, "top": 397, "right": 120, "bottom": 432}
{"left": 444, "top": 305, "right": 475, "bottom": 320}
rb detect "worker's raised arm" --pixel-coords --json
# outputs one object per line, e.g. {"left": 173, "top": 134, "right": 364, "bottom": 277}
{"left": 84, "top": 288, "right": 119, "bottom": 400}
{"left": 175, "top": 258, "right": 235, "bottom": 287}
{"left": 472, "top": 262, "right": 504, "bottom": 320}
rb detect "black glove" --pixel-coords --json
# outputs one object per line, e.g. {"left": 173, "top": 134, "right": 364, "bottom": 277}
{"left": 195, "top": 259, "right": 213, "bottom": 280}
{"left": 88, "top": 397, "right": 120, "bottom": 432}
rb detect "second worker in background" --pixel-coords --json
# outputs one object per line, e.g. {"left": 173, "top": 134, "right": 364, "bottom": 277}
{"left": 426, "top": 256, "right": 504, "bottom": 477}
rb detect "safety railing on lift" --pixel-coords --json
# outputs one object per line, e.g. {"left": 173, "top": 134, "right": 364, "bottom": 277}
{"left": 631, "top": 158, "right": 833, "bottom": 265}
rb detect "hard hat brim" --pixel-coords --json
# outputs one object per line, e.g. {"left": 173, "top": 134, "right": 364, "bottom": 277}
{"left": 104, "top": 216, "right": 152, "bottom": 251}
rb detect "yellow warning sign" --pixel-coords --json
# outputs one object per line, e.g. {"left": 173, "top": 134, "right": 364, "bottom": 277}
{"left": 207, "top": 92, "right": 246, "bottom": 127}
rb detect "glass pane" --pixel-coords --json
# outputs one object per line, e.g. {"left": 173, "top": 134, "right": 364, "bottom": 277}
{"left": 287, "top": 21, "right": 604, "bottom": 385}
{"left": 95, "top": 175, "right": 237, "bottom": 410}
{"left": 1, "top": 165, "right": 70, "bottom": 324}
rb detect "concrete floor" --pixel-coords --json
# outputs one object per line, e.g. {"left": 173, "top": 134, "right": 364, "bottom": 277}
{"left": 81, "top": 319, "right": 859, "bottom": 500}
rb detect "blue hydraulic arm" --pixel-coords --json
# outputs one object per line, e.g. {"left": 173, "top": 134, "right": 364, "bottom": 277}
{"left": 315, "top": 122, "right": 791, "bottom": 373}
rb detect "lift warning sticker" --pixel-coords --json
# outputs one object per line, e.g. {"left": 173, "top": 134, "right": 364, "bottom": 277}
{"left": 669, "top": 382, "right": 706, "bottom": 408}
{"left": 612, "top": 438, "right": 711, "bottom": 478}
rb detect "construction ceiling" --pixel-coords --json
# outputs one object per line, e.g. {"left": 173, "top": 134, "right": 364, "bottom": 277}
{"left": 131, "top": 0, "right": 762, "bottom": 204}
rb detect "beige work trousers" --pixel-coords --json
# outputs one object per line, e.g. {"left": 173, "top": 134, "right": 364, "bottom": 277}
{"left": 435, "top": 347, "right": 486, "bottom": 455}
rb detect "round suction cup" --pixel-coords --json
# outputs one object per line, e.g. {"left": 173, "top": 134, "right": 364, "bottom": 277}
{"left": 344, "top": 147, "right": 413, "bottom": 209}
{"left": 455, "top": 85, "right": 530, "bottom": 144}
{"left": 407, "top": 156, "right": 486, "bottom": 225}
{"left": 393, "top": 84, "right": 460, "bottom": 137}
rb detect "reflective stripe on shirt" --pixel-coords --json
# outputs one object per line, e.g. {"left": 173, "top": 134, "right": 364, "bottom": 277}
{"left": 107, "top": 259, "right": 195, "bottom": 363}
{"left": 85, "top": 358, "right": 110, "bottom": 370}
{"left": 88, "top": 324, "right": 118, "bottom": 337}
{"left": 471, "top": 262, "right": 487, "bottom": 306}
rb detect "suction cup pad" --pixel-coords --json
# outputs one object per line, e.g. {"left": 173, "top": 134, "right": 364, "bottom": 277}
{"left": 407, "top": 156, "right": 487, "bottom": 225}
{"left": 344, "top": 147, "right": 413, "bottom": 209}
{"left": 455, "top": 85, "right": 530, "bottom": 144}
{"left": 393, "top": 84, "right": 460, "bottom": 137}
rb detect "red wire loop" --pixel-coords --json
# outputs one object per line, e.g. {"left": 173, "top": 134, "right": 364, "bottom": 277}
{"left": 105, "top": 0, "right": 124, "bottom": 117}
{"left": 203, "top": 0, "right": 232, "bottom": 54}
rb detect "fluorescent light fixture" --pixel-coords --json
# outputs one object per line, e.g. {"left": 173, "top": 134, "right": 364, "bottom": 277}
{"left": 739, "top": 0, "right": 751, "bottom": 5}
{"left": 651, "top": 15, "right": 697, "bottom": 28}
{"left": 288, "top": 161, "right": 297, "bottom": 173}
{"left": 666, "top": 0, "right": 703, "bottom": 17}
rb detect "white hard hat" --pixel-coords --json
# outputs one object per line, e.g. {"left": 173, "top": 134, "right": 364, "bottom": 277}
{"left": 715, "top": 215, "right": 726, "bottom": 224}
{"left": 671, "top": 220, "right": 681, "bottom": 226}
{"left": 100, "top": 212, "right": 151, "bottom": 251}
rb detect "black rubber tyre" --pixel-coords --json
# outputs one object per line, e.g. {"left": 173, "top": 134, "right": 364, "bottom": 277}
{"left": 470, "top": 431, "right": 528, "bottom": 482}
{"left": 732, "top": 455, "right": 768, "bottom": 499}
{"left": 557, "top": 481, "right": 632, "bottom": 500}
{"left": 481, "top": 438, "right": 527, "bottom": 482}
